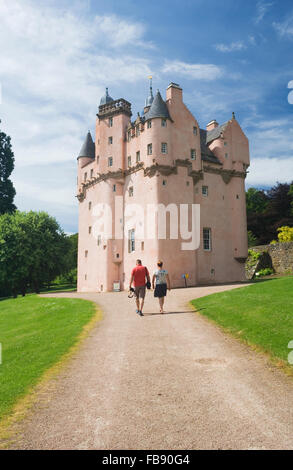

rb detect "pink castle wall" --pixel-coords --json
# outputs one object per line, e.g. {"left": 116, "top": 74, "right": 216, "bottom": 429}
{"left": 77, "top": 83, "right": 250, "bottom": 292}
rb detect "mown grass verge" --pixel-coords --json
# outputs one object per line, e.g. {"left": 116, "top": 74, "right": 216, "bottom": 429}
{"left": 191, "top": 277, "right": 293, "bottom": 373}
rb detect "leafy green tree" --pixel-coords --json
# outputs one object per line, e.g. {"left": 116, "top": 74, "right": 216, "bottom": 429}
{"left": 246, "top": 188, "right": 268, "bottom": 215}
{"left": 276, "top": 226, "right": 293, "bottom": 243}
{"left": 0, "top": 211, "right": 71, "bottom": 297}
{"left": 247, "top": 230, "right": 258, "bottom": 247}
{"left": 0, "top": 121, "right": 16, "bottom": 214}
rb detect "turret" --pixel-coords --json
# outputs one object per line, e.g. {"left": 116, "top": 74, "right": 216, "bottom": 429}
{"left": 77, "top": 131, "right": 95, "bottom": 168}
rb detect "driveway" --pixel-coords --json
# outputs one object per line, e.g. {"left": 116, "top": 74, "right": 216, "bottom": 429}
{"left": 9, "top": 284, "right": 293, "bottom": 449}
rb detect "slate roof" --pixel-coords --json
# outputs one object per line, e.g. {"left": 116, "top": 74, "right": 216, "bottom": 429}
{"left": 206, "top": 122, "right": 229, "bottom": 144}
{"left": 144, "top": 90, "right": 172, "bottom": 121}
{"left": 200, "top": 129, "right": 221, "bottom": 165}
{"left": 78, "top": 131, "right": 95, "bottom": 159}
{"left": 100, "top": 87, "right": 114, "bottom": 106}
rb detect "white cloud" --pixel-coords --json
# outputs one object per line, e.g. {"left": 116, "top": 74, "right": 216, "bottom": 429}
{"left": 273, "top": 14, "right": 293, "bottom": 38}
{"left": 246, "top": 157, "right": 293, "bottom": 186}
{"left": 161, "top": 60, "right": 223, "bottom": 80}
{"left": 214, "top": 41, "right": 247, "bottom": 53}
{"left": 254, "top": 1, "right": 274, "bottom": 24}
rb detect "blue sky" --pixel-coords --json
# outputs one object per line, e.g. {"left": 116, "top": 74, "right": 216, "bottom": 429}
{"left": 0, "top": 0, "right": 293, "bottom": 233}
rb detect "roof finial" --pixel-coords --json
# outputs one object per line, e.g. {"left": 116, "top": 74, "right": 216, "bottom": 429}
{"left": 145, "top": 76, "right": 154, "bottom": 107}
{"left": 232, "top": 111, "right": 235, "bottom": 120}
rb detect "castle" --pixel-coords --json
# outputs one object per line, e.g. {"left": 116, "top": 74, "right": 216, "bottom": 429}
{"left": 76, "top": 81, "right": 250, "bottom": 292}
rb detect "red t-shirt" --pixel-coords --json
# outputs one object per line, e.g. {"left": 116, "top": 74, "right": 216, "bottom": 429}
{"left": 131, "top": 266, "right": 149, "bottom": 287}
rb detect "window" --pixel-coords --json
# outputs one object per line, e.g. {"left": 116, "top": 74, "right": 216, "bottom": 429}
{"left": 203, "top": 228, "right": 211, "bottom": 251}
{"left": 88, "top": 201, "right": 92, "bottom": 210}
{"left": 113, "top": 184, "right": 116, "bottom": 192}
{"left": 90, "top": 169, "right": 94, "bottom": 178}
{"left": 128, "top": 229, "right": 135, "bottom": 253}
{"left": 85, "top": 250, "right": 88, "bottom": 258}
{"left": 108, "top": 136, "right": 113, "bottom": 144}
{"left": 236, "top": 194, "right": 239, "bottom": 199}
{"left": 84, "top": 172, "right": 87, "bottom": 182}
{"left": 127, "top": 130, "right": 131, "bottom": 142}
{"left": 224, "top": 141, "right": 227, "bottom": 146}
{"left": 136, "top": 151, "right": 140, "bottom": 163}
{"left": 202, "top": 186, "right": 208, "bottom": 197}
{"left": 108, "top": 157, "right": 113, "bottom": 167}
{"left": 136, "top": 126, "right": 140, "bottom": 137}
{"left": 161, "top": 142, "right": 168, "bottom": 154}
{"left": 162, "top": 180, "right": 167, "bottom": 186}
{"left": 147, "top": 143, "right": 152, "bottom": 155}
{"left": 89, "top": 226, "right": 92, "bottom": 234}
{"left": 186, "top": 181, "right": 190, "bottom": 187}
{"left": 161, "top": 119, "right": 167, "bottom": 127}
{"left": 193, "top": 126, "right": 197, "bottom": 135}
{"left": 225, "top": 153, "right": 228, "bottom": 158}
{"left": 96, "top": 155, "right": 99, "bottom": 163}
{"left": 147, "top": 120, "right": 152, "bottom": 129}
{"left": 129, "top": 186, "right": 134, "bottom": 197}
{"left": 128, "top": 155, "right": 131, "bottom": 167}
{"left": 85, "top": 274, "right": 87, "bottom": 280}
{"left": 109, "top": 117, "right": 113, "bottom": 127}
{"left": 191, "top": 149, "right": 196, "bottom": 160}
{"left": 97, "top": 235, "right": 101, "bottom": 246}
{"left": 141, "top": 241, "right": 144, "bottom": 251}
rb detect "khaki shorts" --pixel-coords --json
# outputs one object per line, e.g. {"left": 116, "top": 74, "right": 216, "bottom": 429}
{"left": 134, "top": 285, "right": 146, "bottom": 299}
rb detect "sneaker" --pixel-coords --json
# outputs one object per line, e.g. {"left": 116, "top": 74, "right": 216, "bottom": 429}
{"left": 139, "top": 310, "right": 144, "bottom": 316}
{"left": 136, "top": 309, "right": 140, "bottom": 315}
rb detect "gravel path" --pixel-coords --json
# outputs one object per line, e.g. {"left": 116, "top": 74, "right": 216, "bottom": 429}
{"left": 9, "top": 284, "right": 293, "bottom": 450}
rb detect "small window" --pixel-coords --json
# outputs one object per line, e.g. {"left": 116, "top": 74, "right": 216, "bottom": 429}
{"left": 96, "top": 155, "right": 99, "bottom": 163}
{"left": 109, "top": 117, "right": 113, "bottom": 127}
{"left": 147, "top": 143, "right": 152, "bottom": 155}
{"left": 89, "top": 226, "right": 92, "bottom": 234}
{"left": 90, "top": 169, "right": 94, "bottom": 178}
{"left": 116, "top": 253, "right": 120, "bottom": 259}
{"left": 191, "top": 149, "right": 196, "bottom": 160}
{"left": 225, "top": 153, "right": 228, "bottom": 158}
{"left": 85, "top": 274, "right": 87, "bottom": 280}
{"left": 236, "top": 194, "right": 240, "bottom": 199}
{"left": 141, "top": 241, "right": 144, "bottom": 251}
{"left": 136, "top": 151, "right": 140, "bottom": 163}
{"left": 161, "top": 119, "right": 167, "bottom": 127}
{"left": 162, "top": 180, "right": 167, "bottom": 186}
{"left": 128, "top": 155, "right": 131, "bottom": 167}
{"left": 129, "top": 186, "right": 134, "bottom": 197}
{"left": 97, "top": 235, "right": 101, "bottom": 246}
{"left": 224, "top": 141, "right": 227, "bottom": 146}
{"left": 202, "top": 186, "right": 208, "bottom": 197}
{"left": 203, "top": 228, "right": 211, "bottom": 251}
{"left": 108, "top": 136, "right": 113, "bottom": 144}
{"left": 127, "top": 130, "right": 131, "bottom": 142}
{"left": 128, "top": 229, "right": 135, "bottom": 253}
{"left": 186, "top": 181, "right": 190, "bottom": 187}
{"left": 193, "top": 126, "right": 197, "bottom": 136}
{"left": 88, "top": 201, "right": 92, "bottom": 210}
{"left": 136, "top": 126, "right": 140, "bottom": 137}
{"left": 85, "top": 250, "right": 88, "bottom": 258}
{"left": 147, "top": 120, "right": 152, "bottom": 129}
{"left": 161, "top": 142, "right": 168, "bottom": 154}
{"left": 113, "top": 184, "right": 116, "bottom": 192}
{"left": 84, "top": 172, "right": 87, "bottom": 182}
{"left": 108, "top": 157, "right": 113, "bottom": 167}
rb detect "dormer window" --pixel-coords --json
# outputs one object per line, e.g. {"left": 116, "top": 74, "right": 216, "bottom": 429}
{"left": 147, "top": 120, "right": 152, "bottom": 129}
{"left": 161, "top": 119, "right": 167, "bottom": 127}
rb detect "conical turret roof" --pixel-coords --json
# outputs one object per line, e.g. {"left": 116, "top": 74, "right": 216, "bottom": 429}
{"left": 144, "top": 90, "right": 171, "bottom": 121}
{"left": 78, "top": 131, "right": 95, "bottom": 159}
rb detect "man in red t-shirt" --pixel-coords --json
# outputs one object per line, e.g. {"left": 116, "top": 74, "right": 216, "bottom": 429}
{"left": 129, "top": 259, "right": 150, "bottom": 316}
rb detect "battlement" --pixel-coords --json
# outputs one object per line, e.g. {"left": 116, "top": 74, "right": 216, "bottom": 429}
{"left": 97, "top": 98, "right": 132, "bottom": 119}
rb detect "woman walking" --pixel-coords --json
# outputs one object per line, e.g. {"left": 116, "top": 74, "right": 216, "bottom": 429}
{"left": 152, "top": 260, "right": 171, "bottom": 313}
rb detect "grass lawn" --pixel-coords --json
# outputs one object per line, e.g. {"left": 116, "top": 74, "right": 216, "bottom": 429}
{"left": 191, "top": 276, "right": 293, "bottom": 369}
{"left": 0, "top": 295, "right": 97, "bottom": 420}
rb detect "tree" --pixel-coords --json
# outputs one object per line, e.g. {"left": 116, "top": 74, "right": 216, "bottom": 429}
{"left": 0, "top": 211, "right": 71, "bottom": 297}
{"left": 276, "top": 226, "right": 293, "bottom": 243}
{"left": 0, "top": 121, "right": 16, "bottom": 214}
{"left": 246, "top": 188, "right": 268, "bottom": 215}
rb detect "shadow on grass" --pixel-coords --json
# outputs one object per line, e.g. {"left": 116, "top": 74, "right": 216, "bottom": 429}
{"left": 143, "top": 310, "right": 195, "bottom": 316}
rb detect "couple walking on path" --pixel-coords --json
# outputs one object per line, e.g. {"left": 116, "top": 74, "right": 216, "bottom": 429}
{"left": 129, "top": 259, "right": 171, "bottom": 316}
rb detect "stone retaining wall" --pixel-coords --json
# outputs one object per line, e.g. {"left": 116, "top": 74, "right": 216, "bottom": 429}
{"left": 251, "top": 242, "right": 293, "bottom": 274}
